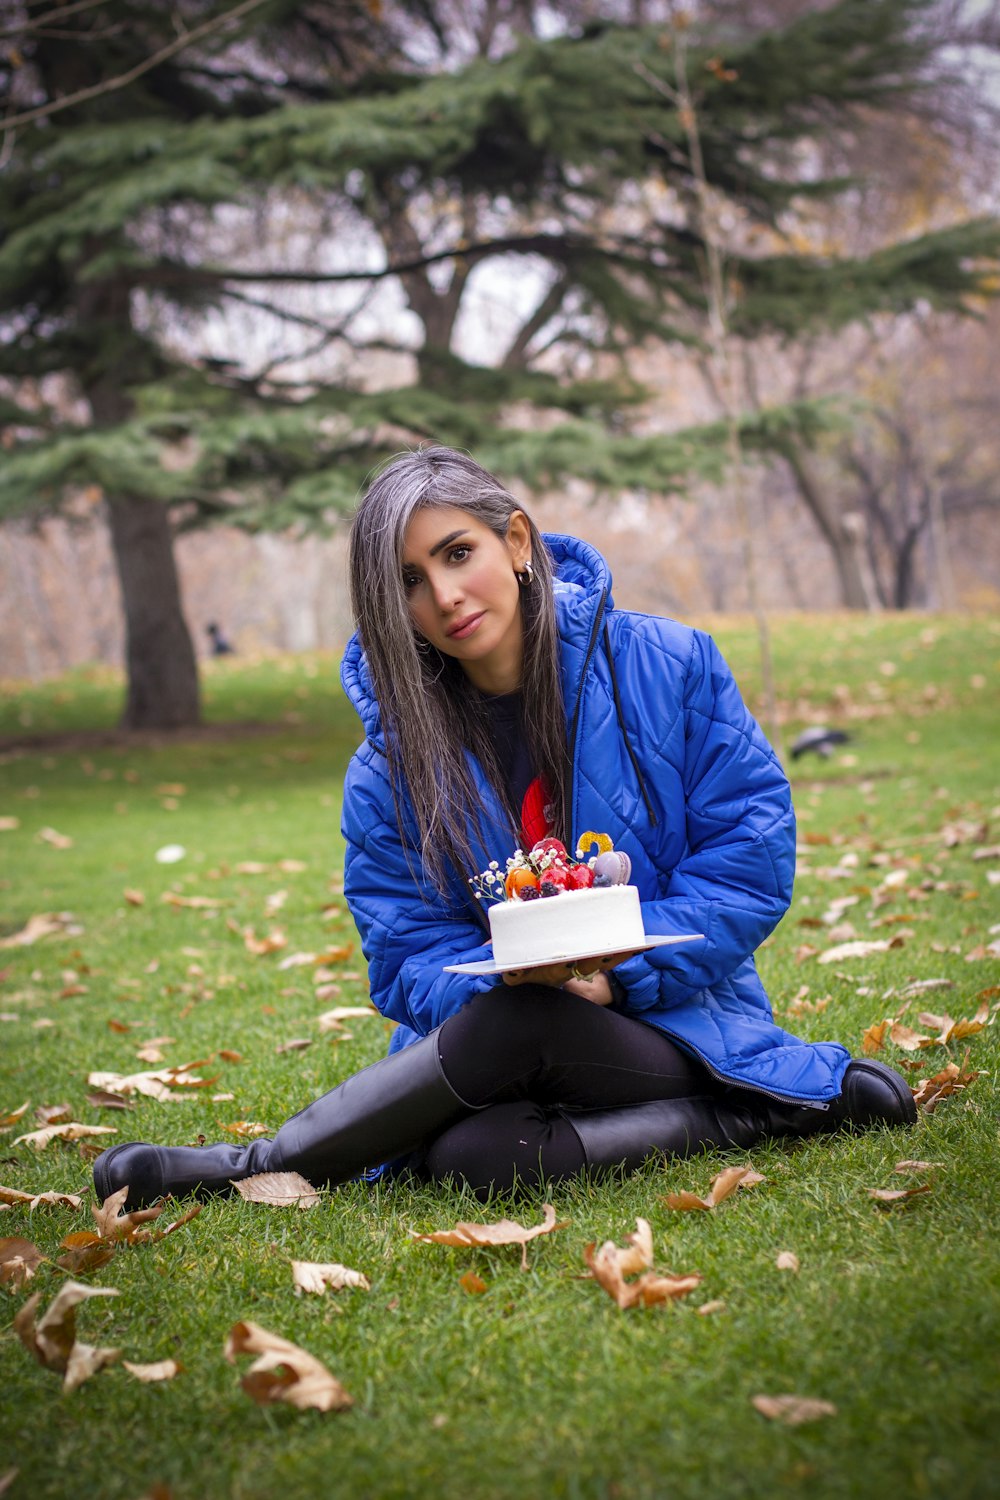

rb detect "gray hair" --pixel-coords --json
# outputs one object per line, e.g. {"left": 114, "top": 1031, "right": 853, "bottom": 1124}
{"left": 348, "top": 447, "right": 568, "bottom": 898}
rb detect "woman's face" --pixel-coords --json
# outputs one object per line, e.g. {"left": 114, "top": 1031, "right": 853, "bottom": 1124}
{"left": 401, "top": 505, "right": 532, "bottom": 695}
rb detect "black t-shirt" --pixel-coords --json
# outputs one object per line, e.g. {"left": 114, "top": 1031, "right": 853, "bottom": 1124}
{"left": 478, "top": 690, "right": 535, "bottom": 826}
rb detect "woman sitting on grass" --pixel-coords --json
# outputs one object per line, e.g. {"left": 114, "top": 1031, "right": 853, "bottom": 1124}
{"left": 94, "top": 447, "right": 915, "bottom": 1210}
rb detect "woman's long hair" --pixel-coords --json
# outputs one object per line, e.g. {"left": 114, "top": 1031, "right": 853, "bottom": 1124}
{"left": 348, "top": 447, "right": 568, "bottom": 898}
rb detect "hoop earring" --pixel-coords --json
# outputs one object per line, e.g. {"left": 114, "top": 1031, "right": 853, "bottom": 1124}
{"left": 518, "top": 559, "right": 534, "bottom": 588}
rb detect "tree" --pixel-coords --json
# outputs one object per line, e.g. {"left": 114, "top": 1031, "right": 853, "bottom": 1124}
{"left": 2, "top": 0, "right": 998, "bottom": 726}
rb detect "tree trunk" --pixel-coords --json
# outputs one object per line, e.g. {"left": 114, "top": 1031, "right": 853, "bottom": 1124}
{"left": 777, "top": 441, "right": 879, "bottom": 610}
{"left": 105, "top": 494, "right": 201, "bottom": 729}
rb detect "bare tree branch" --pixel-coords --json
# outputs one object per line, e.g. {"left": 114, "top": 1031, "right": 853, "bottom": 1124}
{"left": 1, "top": 0, "right": 110, "bottom": 42}
{"left": 1, "top": 0, "right": 272, "bottom": 131}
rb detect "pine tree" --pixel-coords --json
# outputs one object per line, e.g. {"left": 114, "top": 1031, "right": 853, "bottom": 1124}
{"left": 2, "top": 0, "right": 997, "bottom": 722}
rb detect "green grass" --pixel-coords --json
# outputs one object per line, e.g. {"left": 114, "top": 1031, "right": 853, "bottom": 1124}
{"left": 1, "top": 616, "right": 998, "bottom": 1500}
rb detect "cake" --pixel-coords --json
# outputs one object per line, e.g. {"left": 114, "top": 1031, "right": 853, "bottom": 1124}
{"left": 488, "top": 881, "right": 644, "bottom": 967}
{"left": 472, "top": 833, "right": 644, "bottom": 969}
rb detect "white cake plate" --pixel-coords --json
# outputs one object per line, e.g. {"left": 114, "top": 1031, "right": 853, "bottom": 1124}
{"left": 443, "top": 932, "right": 704, "bottom": 977}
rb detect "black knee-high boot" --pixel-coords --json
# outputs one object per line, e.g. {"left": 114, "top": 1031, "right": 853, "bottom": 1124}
{"left": 567, "top": 1060, "right": 917, "bottom": 1173}
{"left": 92, "top": 1034, "right": 474, "bottom": 1209}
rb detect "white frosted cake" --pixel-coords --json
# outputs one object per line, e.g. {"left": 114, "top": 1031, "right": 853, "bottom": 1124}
{"left": 488, "top": 883, "right": 645, "bottom": 967}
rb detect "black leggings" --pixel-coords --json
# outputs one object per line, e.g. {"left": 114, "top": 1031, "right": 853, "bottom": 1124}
{"left": 425, "top": 984, "right": 708, "bottom": 1195}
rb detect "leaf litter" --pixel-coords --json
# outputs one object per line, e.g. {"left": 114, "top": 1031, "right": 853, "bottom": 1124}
{"left": 14, "top": 1281, "right": 120, "bottom": 1392}
{"left": 583, "top": 1218, "right": 702, "bottom": 1310}
{"left": 411, "top": 1202, "right": 568, "bottom": 1271}
{"left": 225, "top": 1320, "right": 353, "bottom": 1413}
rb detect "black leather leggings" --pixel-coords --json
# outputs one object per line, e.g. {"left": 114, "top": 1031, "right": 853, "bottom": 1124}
{"left": 426, "top": 984, "right": 708, "bottom": 1195}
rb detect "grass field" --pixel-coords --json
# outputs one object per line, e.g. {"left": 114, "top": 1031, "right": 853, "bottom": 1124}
{"left": 1, "top": 614, "right": 998, "bottom": 1500}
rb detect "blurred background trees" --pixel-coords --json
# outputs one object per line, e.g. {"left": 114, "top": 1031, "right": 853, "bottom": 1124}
{"left": 1, "top": 0, "right": 998, "bottom": 722}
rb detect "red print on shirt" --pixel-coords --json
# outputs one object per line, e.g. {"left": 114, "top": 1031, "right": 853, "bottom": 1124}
{"left": 520, "top": 776, "right": 555, "bottom": 847}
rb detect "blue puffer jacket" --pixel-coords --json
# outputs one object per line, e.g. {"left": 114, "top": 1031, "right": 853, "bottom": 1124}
{"left": 340, "top": 533, "right": 851, "bottom": 1105}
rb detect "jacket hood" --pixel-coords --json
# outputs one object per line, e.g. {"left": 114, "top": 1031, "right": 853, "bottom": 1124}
{"left": 339, "top": 532, "right": 614, "bottom": 746}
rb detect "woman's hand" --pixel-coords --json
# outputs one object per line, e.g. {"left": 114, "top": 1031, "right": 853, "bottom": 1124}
{"left": 502, "top": 950, "right": 638, "bottom": 1003}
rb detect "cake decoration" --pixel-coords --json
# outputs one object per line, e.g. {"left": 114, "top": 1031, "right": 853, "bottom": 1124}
{"left": 470, "top": 834, "right": 630, "bottom": 907}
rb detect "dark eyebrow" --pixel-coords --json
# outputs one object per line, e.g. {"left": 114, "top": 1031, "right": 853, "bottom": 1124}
{"left": 403, "top": 528, "right": 470, "bottom": 569}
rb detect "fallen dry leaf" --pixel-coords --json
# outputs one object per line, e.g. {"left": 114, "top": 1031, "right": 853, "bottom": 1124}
{"left": 57, "top": 1231, "right": 116, "bottom": 1274}
{"left": 911, "top": 1057, "right": 980, "bottom": 1112}
{"left": 696, "top": 1300, "right": 726, "bottom": 1316}
{"left": 664, "top": 1164, "right": 765, "bottom": 1212}
{"left": 219, "top": 1120, "right": 269, "bottom": 1138}
{"left": 583, "top": 1218, "right": 702, "bottom": 1310}
{"left": 0, "top": 912, "right": 75, "bottom": 949}
{"left": 122, "top": 1359, "right": 182, "bottom": 1382}
{"left": 894, "top": 1160, "right": 945, "bottom": 1174}
{"left": 239, "top": 926, "right": 287, "bottom": 957}
{"left": 866, "top": 1184, "right": 933, "bottom": 1208}
{"left": 224, "top": 1320, "right": 353, "bottom": 1413}
{"left": 276, "top": 1038, "right": 313, "bottom": 1055}
{"left": 161, "top": 893, "right": 229, "bottom": 910}
{"left": 35, "top": 1103, "right": 73, "bottom": 1126}
{"left": 0, "top": 1101, "right": 30, "bottom": 1128}
{"left": 862, "top": 1020, "right": 889, "bottom": 1055}
{"left": 291, "top": 1261, "right": 370, "bottom": 1295}
{"left": 0, "top": 1236, "right": 45, "bottom": 1287}
{"left": 123, "top": 889, "right": 145, "bottom": 906}
{"left": 38, "top": 827, "right": 73, "bottom": 849}
{"left": 775, "top": 1250, "right": 800, "bottom": 1272}
{"left": 88, "top": 1061, "right": 219, "bottom": 1101}
{"left": 86, "top": 1089, "right": 133, "bottom": 1112}
{"left": 459, "top": 1271, "right": 488, "bottom": 1295}
{"left": 818, "top": 939, "right": 893, "bottom": 964}
{"left": 13, "top": 1122, "right": 117, "bottom": 1151}
{"left": 889, "top": 1023, "right": 933, "bottom": 1052}
{"left": 233, "top": 1172, "right": 319, "bottom": 1209}
{"left": 0, "top": 1185, "right": 82, "bottom": 1210}
{"left": 752, "top": 1394, "right": 837, "bottom": 1426}
{"left": 14, "top": 1280, "right": 120, "bottom": 1392}
{"left": 411, "top": 1202, "right": 568, "bottom": 1271}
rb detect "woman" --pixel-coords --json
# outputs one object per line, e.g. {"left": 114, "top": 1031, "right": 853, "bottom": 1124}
{"left": 94, "top": 448, "right": 915, "bottom": 1210}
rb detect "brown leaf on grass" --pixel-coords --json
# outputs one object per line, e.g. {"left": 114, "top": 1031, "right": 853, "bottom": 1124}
{"left": 88, "top": 1062, "right": 219, "bottom": 1101}
{"left": 0, "top": 1236, "right": 45, "bottom": 1287}
{"left": 161, "top": 893, "right": 229, "bottom": 910}
{"left": 13, "top": 1122, "right": 117, "bottom": 1150}
{"left": 14, "top": 1280, "right": 120, "bottom": 1392}
{"left": 218, "top": 1049, "right": 243, "bottom": 1063}
{"left": 91, "top": 1186, "right": 169, "bottom": 1243}
{"left": 459, "top": 1271, "right": 488, "bottom": 1295}
{"left": 889, "top": 1023, "right": 933, "bottom": 1052}
{"left": 862, "top": 1020, "right": 889, "bottom": 1055}
{"left": 122, "top": 1358, "right": 182, "bottom": 1382}
{"left": 583, "top": 1218, "right": 702, "bottom": 1310}
{"left": 0, "top": 912, "right": 73, "bottom": 949}
{"left": 38, "top": 827, "right": 73, "bottom": 849}
{"left": 664, "top": 1165, "right": 765, "bottom": 1212}
{"left": 0, "top": 1185, "right": 82, "bottom": 1210}
{"left": 291, "top": 1260, "right": 370, "bottom": 1295}
{"left": 35, "top": 1103, "right": 73, "bottom": 1126}
{"left": 276, "top": 1038, "right": 313, "bottom": 1055}
{"left": 752, "top": 1394, "right": 837, "bottom": 1426}
{"left": 233, "top": 1172, "right": 319, "bottom": 1210}
{"left": 57, "top": 1231, "right": 116, "bottom": 1274}
{"left": 775, "top": 1251, "right": 800, "bottom": 1272}
{"left": 911, "top": 1057, "right": 980, "bottom": 1112}
{"left": 866, "top": 1184, "right": 933, "bottom": 1208}
{"left": 894, "top": 1160, "right": 945, "bottom": 1173}
{"left": 123, "top": 889, "right": 145, "bottom": 906}
{"left": 240, "top": 926, "right": 287, "bottom": 957}
{"left": 86, "top": 1089, "right": 133, "bottom": 1112}
{"left": 224, "top": 1320, "right": 353, "bottom": 1412}
{"left": 0, "top": 1100, "right": 30, "bottom": 1128}
{"left": 219, "top": 1120, "right": 269, "bottom": 1138}
{"left": 411, "top": 1202, "right": 568, "bottom": 1271}
{"left": 697, "top": 1299, "right": 726, "bottom": 1316}
{"left": 818, "top": 939, "right": 894, "bottom": 965}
